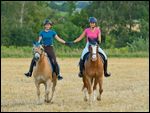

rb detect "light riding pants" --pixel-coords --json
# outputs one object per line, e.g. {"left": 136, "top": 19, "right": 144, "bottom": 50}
{"left": 81, "top": 42, "right": 107, "bottom": 60}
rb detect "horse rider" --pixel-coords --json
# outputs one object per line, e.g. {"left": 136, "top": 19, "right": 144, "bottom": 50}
{"left": 24, "top": 19, "right": 71, "bottom": 80}
{"left": 71, "top": 17, "right": 111, "bottom": 78}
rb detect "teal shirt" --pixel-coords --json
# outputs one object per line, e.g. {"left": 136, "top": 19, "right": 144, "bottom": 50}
{"left": 39, "top": 30, "right": 57, "bottom": 46}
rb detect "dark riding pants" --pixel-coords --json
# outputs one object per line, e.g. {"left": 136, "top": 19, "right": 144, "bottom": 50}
{"left": 43, "top": 46, "right": 59, "bottom": 75}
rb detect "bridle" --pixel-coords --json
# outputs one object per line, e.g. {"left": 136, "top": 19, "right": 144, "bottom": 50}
{"left": 32, "top": 45, "right": 45, "bottom": 61}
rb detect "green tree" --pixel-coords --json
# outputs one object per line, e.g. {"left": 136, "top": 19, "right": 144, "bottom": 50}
{"left": 1, "top": 1, "right": 56, "bottom": 46}
{"left": 83, "top": 1, "right": 149, "bottom": 48}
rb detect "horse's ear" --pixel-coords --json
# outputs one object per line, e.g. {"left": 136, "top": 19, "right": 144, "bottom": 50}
{"left": 40, "top": 45, "right": 44, "bottom": 51}
{"left": 33, "top": 41, "right": 36, "bottom": 46}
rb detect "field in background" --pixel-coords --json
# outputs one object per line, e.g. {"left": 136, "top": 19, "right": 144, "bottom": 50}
{"left": 1, "top": 46, "right": 149, "bottom": 58}
{"left": 1, "top": 58, "right": 149, "bottom": 112}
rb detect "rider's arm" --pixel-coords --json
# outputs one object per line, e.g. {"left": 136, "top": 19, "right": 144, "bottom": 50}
{"left": 55, "top": 35, "right": 66, "bottom": 44}
{"left": 98, "top": 32, "right": 101, "bottom": 43}
{"left": 97, "top": 27, "right": 101, "bottom": 43}
{"left": 73, "top": 31, "right": 85, "bottom": 43}
{"left": 38, "top": 36, "right": 42, "bottom": 43}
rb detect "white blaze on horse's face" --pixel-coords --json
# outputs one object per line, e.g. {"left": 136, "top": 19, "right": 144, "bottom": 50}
{"left": 90, "top": 45, "right": 97, "bottom": 61}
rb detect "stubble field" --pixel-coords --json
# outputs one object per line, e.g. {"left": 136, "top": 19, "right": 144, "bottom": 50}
{"left": 1, "top": 58, "right": 149, "bottom": 112}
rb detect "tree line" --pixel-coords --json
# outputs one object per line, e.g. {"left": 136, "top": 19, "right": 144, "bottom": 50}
{"left": 1, "top": 1, "right": 149, "bottom": 52}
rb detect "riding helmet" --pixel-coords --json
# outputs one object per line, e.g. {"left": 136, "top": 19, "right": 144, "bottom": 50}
{"left": 89, "top": 17, "right": 97, "bottom": 23}
{"left": 43, "top": 19, "right": 53, "bottom": 25}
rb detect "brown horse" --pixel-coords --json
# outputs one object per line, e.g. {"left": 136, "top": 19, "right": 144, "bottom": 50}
{"left": 32, "top": 43, "right": 57, "bottom": 104}
{"left": 82, "top": 41, "right": 104, "bottom": 105}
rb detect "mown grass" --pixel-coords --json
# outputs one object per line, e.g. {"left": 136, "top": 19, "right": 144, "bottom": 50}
{"left": 1, "top": 58, "right": 149, "bottom": 112}
{"left": 1, "top": 46, "right": 149, "bottom": 58}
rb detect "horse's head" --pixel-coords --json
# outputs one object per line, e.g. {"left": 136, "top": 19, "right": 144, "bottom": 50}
{"left": 32, "top": 42, "right": 44, "bottom": 61}
{"left": 88, "top": 39, "right": 98, "bottom": 61}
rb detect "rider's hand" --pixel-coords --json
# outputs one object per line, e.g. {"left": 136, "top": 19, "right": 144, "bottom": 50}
{"left": 65, "top": 41, "right": 74, "bottom": 47}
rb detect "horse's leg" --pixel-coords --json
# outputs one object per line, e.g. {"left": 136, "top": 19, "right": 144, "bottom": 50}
{"left": 93, "top": 78, "right": 98, "bottom": 101}
{"left": 50, "top": 74, "right": 57, "bottom": 102}
{"left": 87, "top": 76, "right": 92, "bottom": 105}
{"left": 44, "top": 79, "right": 51, "bottom": 103}
{"left": 82, "top": 76, "right": 88, "bottom": 101}
{"left": 35, "top": 81, "right": 41, "bottom": 104}
{"left": 97, "top": 78, "right": 103, "bottom": 101}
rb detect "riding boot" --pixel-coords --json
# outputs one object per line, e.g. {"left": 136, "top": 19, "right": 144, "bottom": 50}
{"left": 50, "top": 58, "right": 63, "bottom": 80}
{"left": 104, "top": 59, "right": 111, "bottom": 77}
{"left": 24, "top": 58, "right": 36, "bottom": 77}
{"left": 55, "top": 63, "right": 63, "bottom": 80}
{"left": 78, "top": 59, "right": 84, "bottom": 77}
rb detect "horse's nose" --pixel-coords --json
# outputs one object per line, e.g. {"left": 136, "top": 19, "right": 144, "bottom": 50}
{"left": 34, "top": 53, "right": 40, "bottom": 60}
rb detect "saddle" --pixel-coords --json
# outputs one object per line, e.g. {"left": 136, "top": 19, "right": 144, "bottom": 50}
{"left": 32, "top": 55, "right": 54, "bottom": 72}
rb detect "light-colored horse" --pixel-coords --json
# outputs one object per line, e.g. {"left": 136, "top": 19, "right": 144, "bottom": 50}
{"left": 32, "top": 43, "right": 57, "bottom": 104}
{"left": 82, "top": 41, "right": 104, "bottom": 105}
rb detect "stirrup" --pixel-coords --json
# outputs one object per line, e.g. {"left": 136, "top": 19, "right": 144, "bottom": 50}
{"left": 58, "top": 75, "right": 63, "bottom": 80}
{"left": 24, "top": 72, "right": 32, "bottom": 77}
{"left": 78, "top": 72, "right": 83, "bottom": 78}
{"left": 57, "top": 73, "right": 63, "bottom": 80}
{"left": 105, "top": 72, "right": 111, "bottom": 77}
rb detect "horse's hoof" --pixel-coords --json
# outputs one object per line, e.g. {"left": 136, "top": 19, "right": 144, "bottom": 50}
{"left": 97, "top": 96, "right": 101, "bottom": 101}
{"left": 49, "top": 98, "right": 54, "bottom": 103}
{"left": 44, "top": 99, "right": 50, "bottom": 103}
{"left": 84, "top": 97, "right": 88, "bottom": 101}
